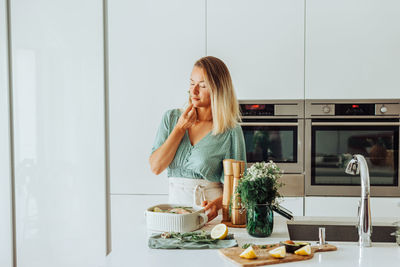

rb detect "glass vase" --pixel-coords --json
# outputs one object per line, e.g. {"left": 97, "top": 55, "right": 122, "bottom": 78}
{"left": 246, "top": 204, "right": 274, "bottom": 237}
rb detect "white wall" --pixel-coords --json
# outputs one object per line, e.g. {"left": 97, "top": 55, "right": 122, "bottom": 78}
{"left": 108, "top": 0, "right": 206, "bottom": 194}
{"left": 306, "top": 0, "right": 400, "bottom": 99}
{"left": 208, "top": 0, "right": 304, "bottom": 100}
{"left": 305, "top": 197, "right": 400, "bottom": 218}
{"left": 0, "top": 0, "right": 13, "bottom": 266}
{"left": 10, "top": 0, "right": 106, "bottom": 266}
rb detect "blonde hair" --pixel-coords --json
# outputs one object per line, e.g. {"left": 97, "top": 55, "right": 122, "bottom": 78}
{"left": 193, "top": 56, "right": 241, "bottom": 135}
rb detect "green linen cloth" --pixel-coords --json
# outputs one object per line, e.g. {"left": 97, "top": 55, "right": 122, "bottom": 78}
{"left": 148, "top": 232, "right": 238, "bottom": 249}
{"left": 151, "top": 109, "right": 246, "bottom": 183}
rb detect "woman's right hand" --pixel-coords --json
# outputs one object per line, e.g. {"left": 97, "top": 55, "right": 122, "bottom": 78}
{"left": 176, "top": 104, "right": 197, "bottom": 131}
{"left": 150, "top": 104, "right": 196, "bottom": 175}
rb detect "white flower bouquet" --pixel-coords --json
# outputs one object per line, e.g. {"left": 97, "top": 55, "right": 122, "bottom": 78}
{"left": 236, "top": 161, "right": 283, "bottom": 207}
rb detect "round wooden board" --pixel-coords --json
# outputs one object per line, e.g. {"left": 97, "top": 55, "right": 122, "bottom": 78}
{"left": 221, "top": 220, "right": 246, "bottom": 228}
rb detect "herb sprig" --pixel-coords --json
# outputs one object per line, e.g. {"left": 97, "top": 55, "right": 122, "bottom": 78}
{"left": 161, "top": 231, "right": 234, "bottom": 244}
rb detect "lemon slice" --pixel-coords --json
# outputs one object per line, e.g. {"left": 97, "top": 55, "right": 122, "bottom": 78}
{"left": 210, "top": 223, "right": 228, "bottom": 240}
{"left": 240, "top": 246, "right": 257, "bottom": 259}
{"left": 153, "top": 207, "right": 162, "bottom": 212}
{"left": 294, "top": 244, "right": 311, "bottom": 256}
{"left": 269, "top": 246, "right": 286, "bottom": 258}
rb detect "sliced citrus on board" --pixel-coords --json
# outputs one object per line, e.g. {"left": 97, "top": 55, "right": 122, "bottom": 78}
{"left": 269, "top": 246, "right": 286, "bottom": 258}
{"left": 240, "top": 246, "right": 257, "bottom": 259}
{"left": 294, "top": 244, "right": 311, "bottom": 256}
{"left": 210, "top": 223, "right": 228, "bottom": 240}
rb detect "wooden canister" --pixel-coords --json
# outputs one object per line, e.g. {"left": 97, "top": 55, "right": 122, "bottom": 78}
{"left": 222, "top": 205, "right": 230, "bottom": 222}
{"left": 232, "top": 161, "right": 241, "bottom": 179}
{"left": 222, "top": 159, "right": 235, "bottom": 221}
{"left": 231, "top": 170, "right": 241, "bottom": 209}
{"left": 239, "top": 160, "right": 246, "bottom": 177}
{"left": 223, "top": 159, "right": 235, "bottom": 176}
{"left": 231, "top": 161, "right": 246, "bottom": 225}
{"left": 231, "top": 208, "right": 246, "bottom": 225}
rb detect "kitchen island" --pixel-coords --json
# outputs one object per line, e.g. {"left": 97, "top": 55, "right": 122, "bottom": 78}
{"left": 105, "top": 206, "right": 399, "bottom": 267}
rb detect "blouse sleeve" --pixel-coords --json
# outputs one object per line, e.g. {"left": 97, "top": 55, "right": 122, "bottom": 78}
{"left": 220, "top": 124, "right": 247, "bottom": 183}
{"left": 151, "top": 110, "right": 173, "bottom": 154}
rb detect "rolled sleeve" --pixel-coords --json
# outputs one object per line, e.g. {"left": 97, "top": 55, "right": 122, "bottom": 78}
{"left": 151, "top": 110, "right": 173, "bottom": 154}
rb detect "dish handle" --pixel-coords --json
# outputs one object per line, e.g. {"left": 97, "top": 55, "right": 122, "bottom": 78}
{"left": 198, "top": 212, "right": 208, "bottom": 229}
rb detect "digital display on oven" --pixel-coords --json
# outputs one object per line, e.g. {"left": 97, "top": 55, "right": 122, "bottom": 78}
{"left": 240, "top": 104, "right": 274, "bottom": 116}
{"left": 244, "top": 104, "right": 265, "bottom": 110}
{"left": 335, "top": 104, "right": 375, "bottom": 116}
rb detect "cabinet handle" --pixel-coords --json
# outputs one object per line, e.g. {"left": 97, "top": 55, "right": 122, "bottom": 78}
{"left": 311, "top": 122, "right": 400, "bottom": 126}
{"left": 240, "top": 122, "right": 298, "bottom": 126}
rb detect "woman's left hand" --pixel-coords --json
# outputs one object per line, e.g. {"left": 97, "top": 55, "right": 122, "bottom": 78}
{"left": 201, "top": 196, "right": 222, "bottom": 222}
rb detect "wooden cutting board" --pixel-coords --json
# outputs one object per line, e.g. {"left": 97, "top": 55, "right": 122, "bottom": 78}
{"left": 219, "top": 244, "right": 337, "bottom": 266}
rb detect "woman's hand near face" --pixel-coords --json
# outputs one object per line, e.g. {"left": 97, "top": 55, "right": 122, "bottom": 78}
{"left": 149, "top": 105, "right": 196, "bottom": 175}
{"left": 176, "top": 104, "right": 197, "bottom": 131}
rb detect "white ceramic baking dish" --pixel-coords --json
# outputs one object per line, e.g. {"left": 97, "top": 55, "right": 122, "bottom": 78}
{"left": 145, "top": 204, "right": 208, "bottom": 233}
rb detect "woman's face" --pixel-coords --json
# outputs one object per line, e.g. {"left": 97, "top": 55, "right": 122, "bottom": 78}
{"left": 189, "top": 66, "right": 211, "bottom": 108}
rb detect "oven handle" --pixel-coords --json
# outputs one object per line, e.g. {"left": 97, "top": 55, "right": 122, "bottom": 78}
{"left": 240, "top": 122, "right": 299, "bottom": 126}
{"left": 311, "top": 122, "right": 400, "bottom": 126}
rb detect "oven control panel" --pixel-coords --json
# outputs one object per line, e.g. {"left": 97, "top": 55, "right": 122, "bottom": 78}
{"left": 239, "top": 101, "right": 304, "bottom": 117}
{"left": 306, "top": 101, "right": 400, "bottom": 117}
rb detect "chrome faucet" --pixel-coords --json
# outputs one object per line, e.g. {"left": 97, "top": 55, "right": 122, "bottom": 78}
{"left": 345, "top": 154, "right": 372, "bottom": 247}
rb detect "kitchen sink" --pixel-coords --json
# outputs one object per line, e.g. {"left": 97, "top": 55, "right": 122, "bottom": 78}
{"left": 287, "top": 217, "right": 397, "bottom": 243}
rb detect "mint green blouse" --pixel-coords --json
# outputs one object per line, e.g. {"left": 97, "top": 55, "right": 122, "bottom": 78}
{"left": 151, "top": 109, "right": 246, "bottom": 183}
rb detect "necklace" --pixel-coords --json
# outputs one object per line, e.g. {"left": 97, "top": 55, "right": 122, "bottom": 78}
{"left": 195, "top": 119, "right": 213, "bottom": 124}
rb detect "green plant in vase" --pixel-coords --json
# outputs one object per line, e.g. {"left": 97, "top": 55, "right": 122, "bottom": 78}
{"left": 236, "top": 161, "right": 283, "bottom": 237}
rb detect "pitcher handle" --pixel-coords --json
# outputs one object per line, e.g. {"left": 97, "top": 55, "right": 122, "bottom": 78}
{"left": 198, "top": 211, "right": 208, "bottom": 229}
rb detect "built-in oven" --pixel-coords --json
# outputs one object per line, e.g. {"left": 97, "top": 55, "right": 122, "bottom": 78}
{"left": 239, "top": 100, "right": 305, "bottom": 196}
{"left": 305, "top": 99, "right": 400, "bottom": 197}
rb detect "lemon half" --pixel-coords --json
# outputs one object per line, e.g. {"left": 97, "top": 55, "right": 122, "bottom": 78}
{"left": 294, "top": 244, "right": 311, "bottom": 256}
{"left": 240, "top": 246, "right": 257, "bottom": 259}
{"left": 269, "top": 246, "right": 286, "bottom": 259}
{"left": 210, "top": 224, "right": 228, "bottom": 240}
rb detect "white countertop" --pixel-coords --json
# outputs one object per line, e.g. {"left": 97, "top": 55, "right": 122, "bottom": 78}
{"left": 105, "top": 214, "right": 400, "bottom": 267}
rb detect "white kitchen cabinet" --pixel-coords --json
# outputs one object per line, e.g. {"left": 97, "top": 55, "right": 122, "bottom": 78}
{"left": 305, "top": 197, "right": 359, "bottom": 217}
{"left": 371, "top": 198, "right": 400, "bottom": 218}
{"left": 111, "top": 194, "right": 168, "bottom": 251}
{"left": 207, "top": 0, "right": 304, "bottom": 100}
{"left": 10, "top": 1, "right": 106, "bottom": 266}
{"left": 305, "top": 197, "right": 400, "bottom": 218}
{"left": 306, "top": 0, "right": 400, "bottom": 99}
{"left": 0, "top": 0, "right": 13, "bottom": 266}
{"left": 278, "top": 197, "right": 304, "bottom": 217}
{"left": 108, "top": 0, "right": 206, "bottom": 194}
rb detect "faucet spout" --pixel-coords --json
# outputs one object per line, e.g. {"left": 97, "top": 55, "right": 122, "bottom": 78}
{"left": 345, "top": 154, "right": 372, "bottom": 247}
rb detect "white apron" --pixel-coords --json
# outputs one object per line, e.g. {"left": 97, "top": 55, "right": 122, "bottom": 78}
{"left": 168, "top": 177, "right": 223, "bottom": 209}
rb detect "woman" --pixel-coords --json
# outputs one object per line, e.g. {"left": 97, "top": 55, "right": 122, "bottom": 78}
{"left": 149, "top": 56, "right": 246, "bottom": 222}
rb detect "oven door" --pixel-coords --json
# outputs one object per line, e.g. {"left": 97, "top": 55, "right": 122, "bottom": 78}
{"left": 240, "top": 120, "right": 304, "bottom": 173}
{"left": 305, "top": 120, "right": 400, "bottom": 196}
